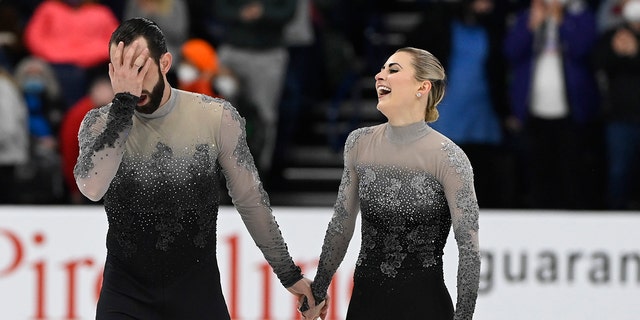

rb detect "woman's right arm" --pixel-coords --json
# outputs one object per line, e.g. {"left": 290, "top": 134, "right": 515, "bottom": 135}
{"left": 73, "top": 93, "right": 136, "bottom": 201}
{"left": 310, "top": 129, "right": 364, "bottom": 304}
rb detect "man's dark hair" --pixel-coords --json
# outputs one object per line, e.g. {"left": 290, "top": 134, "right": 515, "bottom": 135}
{"left": 109, "top": 17, "right": 167, "bottom": 62}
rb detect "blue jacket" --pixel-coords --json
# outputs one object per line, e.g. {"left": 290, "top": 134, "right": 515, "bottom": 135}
{"left": 504, "top": 7, "right": 601, "bottom": 124}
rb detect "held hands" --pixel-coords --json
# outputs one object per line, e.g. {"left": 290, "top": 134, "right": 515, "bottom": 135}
{"left": 109, "top": 41, "right": 152, "bottom": 97}
{"left": 287, "top": 277, "right": 328, "bottom": 320}
{"left": 300, "top": 295, "right": 328, "bottom": 320}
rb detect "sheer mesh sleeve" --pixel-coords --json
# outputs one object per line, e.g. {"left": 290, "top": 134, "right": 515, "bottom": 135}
{"left": 74, "top": 93, "right": 137, "bottom": 201}
{"left": 310, "top": 128, "right": 364, "bottom": 302}
{"left": 439, "top": 141, "right": 481, "bottom": 320}
{"left": 216, "top": 102, "right": 302, "bottom": 288}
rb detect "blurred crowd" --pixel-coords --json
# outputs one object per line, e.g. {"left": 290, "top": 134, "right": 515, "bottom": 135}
{"left": 0, "top": 0, "right": 638, "bottom": 210}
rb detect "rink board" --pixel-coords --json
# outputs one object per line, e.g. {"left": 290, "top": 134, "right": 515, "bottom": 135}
{"left": 0, "top": 206, "right": 639, "bottom": 320}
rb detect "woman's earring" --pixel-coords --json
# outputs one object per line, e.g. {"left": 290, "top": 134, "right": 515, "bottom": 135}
{"left": 416, "top": 92, "right": 422, "bottom": 97}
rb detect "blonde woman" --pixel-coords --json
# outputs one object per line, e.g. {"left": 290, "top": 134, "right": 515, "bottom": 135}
{"left": 303, "top": 47, "right": 480, "bottom": 320}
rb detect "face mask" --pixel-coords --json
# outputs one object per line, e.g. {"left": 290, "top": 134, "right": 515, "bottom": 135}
{"left": 23, "top": 78, "right": 46, "bottom": 94}
{"left": 177, "top": 63, "right": 199, "bottom": 84}
{"left": 544, "top": 0, "right": 567, "bottom": 4}
{"left": 624, "top": 0, "right": 640, "bottom": 23}
{"left": 214, "top": 75, "right": 239, "bottom": 99}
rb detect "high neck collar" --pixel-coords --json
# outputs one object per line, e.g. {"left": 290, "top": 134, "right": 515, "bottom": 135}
{"left": 135, "top": 88, "right": 177, "bottom": 119}
{"left": 385, "top": 121, "right": 430, "bottom": 144}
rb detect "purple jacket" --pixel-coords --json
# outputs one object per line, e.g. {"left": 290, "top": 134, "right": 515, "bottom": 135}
{"left": 504, "top": 7, "right": 601, "bottom": 124}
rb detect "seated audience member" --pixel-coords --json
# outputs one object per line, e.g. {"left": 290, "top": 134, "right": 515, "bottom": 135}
{"left": 23, "top": 0, "right": 119, "bottom": 108}
{"left": 177, "top": 38, "right": 220, "bottom": 97}
{"left": 177, "top": 38, "right": 240, "bottom": 100}
{"left": 13, "top": 56, "right": 63, "bottom": 149}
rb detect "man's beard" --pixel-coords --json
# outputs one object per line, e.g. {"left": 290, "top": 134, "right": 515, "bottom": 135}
{"left": 136, "top": 69, "right": 165, "bottom": 114}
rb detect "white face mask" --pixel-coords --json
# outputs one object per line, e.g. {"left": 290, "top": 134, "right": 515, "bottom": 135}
{"left": 624, "top": 0, "right": 640, "bottom": 23}
{"left": 214, "top": 75, "right": 239, "bottom": 99}
{"left": 177, "top": 63, "right": 199, "bottom": 84}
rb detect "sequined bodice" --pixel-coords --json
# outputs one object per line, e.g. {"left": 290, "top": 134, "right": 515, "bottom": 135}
{"left": 356, "top": 165, "right": 451, "bottom": 278}
{"left": 74, "top": 89, "right": 302, "bottom": 287}
{"left": 103, "top": 142, "right": 221, "bottom": 283}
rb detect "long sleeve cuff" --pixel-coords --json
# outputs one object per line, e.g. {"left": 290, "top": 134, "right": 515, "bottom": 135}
{"left": 279, "top": 264, "right": 303, "bottom": 288}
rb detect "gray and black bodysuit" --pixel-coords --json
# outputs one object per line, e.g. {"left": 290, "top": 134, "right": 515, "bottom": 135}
{"left": 75, "top": 89, "right": 301, "bottom": 319}
{"left": 310, "top": 121, "right": 480, "bottom": 320}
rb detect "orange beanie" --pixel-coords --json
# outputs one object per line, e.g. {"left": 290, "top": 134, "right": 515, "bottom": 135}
{"left": 181, "top": 39, "right": 219, "bottom": 74}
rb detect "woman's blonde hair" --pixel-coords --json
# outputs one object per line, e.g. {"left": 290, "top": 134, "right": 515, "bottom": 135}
{"left": 395, "top": 47, "right": 446, "bottom": 122}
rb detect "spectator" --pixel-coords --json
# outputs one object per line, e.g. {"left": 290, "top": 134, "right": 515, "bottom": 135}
{"left": 13, "top": 56, "right": 63, "bottom": 146}
{"left": 504, "top": 0, "right": 604, "bottom": 209}
{"left": 59, "top": 74, "right": 113, "bottom": 204}
{"left": 13, "top": 56, "right": 65, "bottom": 203}
{"left": 594, "top": 0, "right": 640, "bottom": 209}
{"left": 23, "top": 0, "right": 119, "bottom": 109}
{"left": 176, "top": 38, "right": 219, "bottom": 97}
{"left": 214, "top": 0, "right": 296, "bottom": 178}
{"left": 406, "top": 0, "right": 516, "bottom": 208}
{"left": 0, "top": 68, "right": 29, "bottom": 203}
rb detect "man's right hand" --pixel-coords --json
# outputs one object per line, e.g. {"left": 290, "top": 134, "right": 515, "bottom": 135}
{"left": 108, "top": 40, "right": 151, "bottom": 97}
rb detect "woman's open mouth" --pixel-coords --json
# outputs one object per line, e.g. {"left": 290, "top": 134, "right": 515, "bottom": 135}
{"left": 377, "top": 85, "right": 391, "bottom": 98}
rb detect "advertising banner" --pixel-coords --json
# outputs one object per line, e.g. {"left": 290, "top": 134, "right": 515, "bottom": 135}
{"left": 1, "top": 206, "right": 639, "bottom": 319}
